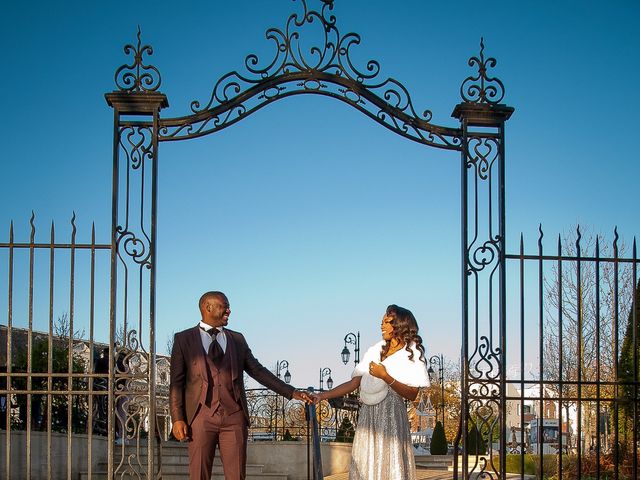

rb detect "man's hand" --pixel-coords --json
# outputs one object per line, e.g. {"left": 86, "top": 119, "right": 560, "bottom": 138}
{"left": 172, "top": 420, "right": 190, "bottom": 442}
{"left": 292, "top": 390, "right": 313, "bottom": 403}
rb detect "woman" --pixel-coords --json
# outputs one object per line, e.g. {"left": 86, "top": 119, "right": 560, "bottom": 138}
{"left": 312, "top": 304, "right": 430, "bottom": 480}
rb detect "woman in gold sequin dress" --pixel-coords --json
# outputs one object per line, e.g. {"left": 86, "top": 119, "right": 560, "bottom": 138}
{"left": 312, "top": 304, "right": 430, "bottom": 480}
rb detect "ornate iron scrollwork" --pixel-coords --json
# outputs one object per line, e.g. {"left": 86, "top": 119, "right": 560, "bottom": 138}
{"left": 460, "top": 38, "right": 505, "bottom": 104}
{"left": 469, "top": 336, "right": 501, "bottom": 382}
{"left": 158, "top": 0, "right": 461, "bottom": 150}
{"left": 114, "top": 126, "right": 153, "bottom": 270}
{"left": 114, "top": 27, "right": 162, "bottom": 93}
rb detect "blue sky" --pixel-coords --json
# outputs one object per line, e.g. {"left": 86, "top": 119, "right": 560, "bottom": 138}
{"left": 1, "top": 0, "right": 638, "bottom": 389}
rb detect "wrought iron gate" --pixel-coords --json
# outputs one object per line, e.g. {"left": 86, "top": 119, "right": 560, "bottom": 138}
{"left": 2, "top": 0, "right": 638, "bottom": 479}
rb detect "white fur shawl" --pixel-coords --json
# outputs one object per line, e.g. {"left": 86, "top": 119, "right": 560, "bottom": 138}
{"left": 352, "top": 340, "right": 430, "bottom": 405}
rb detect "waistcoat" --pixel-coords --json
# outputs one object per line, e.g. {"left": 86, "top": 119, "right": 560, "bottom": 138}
{"left": 204, "top": 338, "right": 241, "bottom": 416}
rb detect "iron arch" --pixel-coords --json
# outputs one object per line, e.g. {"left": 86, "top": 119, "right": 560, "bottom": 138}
{"left": 105, "top": 1, "right": 514, "bottom": 479}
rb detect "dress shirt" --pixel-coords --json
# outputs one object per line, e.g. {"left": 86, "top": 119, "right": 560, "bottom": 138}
{"left": 198, "top": 321, "right": 227, "bottom": 354}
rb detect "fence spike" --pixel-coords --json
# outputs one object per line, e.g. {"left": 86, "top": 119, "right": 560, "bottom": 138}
{"left": 537, "top": 224, "right": 544, "bottom": 250}
{"left": 576, "top": 225, "right": 582, "bottom": 254}
{"left": 29, "top": 211, "right": 36, "bottom": 243}
{"left": 71, "top": 211, "right": 77, "bottom": 242}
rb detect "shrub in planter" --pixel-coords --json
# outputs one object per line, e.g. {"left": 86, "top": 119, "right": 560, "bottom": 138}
{"left": 430, "top": 421, "right": 448, "bottom": 455}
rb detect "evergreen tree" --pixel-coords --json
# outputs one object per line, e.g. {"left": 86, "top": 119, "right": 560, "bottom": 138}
{"left": 13, "top": 336, "right": 87, "bottom": 432}
{"left": 466, "top": 422, "right": 487, "bottom": 455}
{"left": 430, "top": 420, "right": 448, "bottom": 455}
{"left": 617, "top": 279, "right": 640, "bottom": 448}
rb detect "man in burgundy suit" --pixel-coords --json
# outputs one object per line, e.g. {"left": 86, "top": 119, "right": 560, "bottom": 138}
{"left": 170, "top": 291, "right": 311, "bottom": 480}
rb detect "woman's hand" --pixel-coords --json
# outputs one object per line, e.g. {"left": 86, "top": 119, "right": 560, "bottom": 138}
{"left": 368, "top": 361, "right": 391, "bottom": 383}
{"left": 369, "top": 362, "right": 420, "bottom": 401}
{"left": 309, "top": 391, "right": 324, "bottom": 405}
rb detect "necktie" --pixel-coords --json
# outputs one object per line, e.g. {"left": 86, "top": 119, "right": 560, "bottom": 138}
{"left": 206, "top": 328, "right": 224, "bottom": 366}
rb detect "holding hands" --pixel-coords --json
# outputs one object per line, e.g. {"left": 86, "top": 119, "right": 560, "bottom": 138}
{"left": 292, "top": 389, "right": 314, "bottom": 403}
{"left": 308, "top": 391, "right": 324, "bottom": 405}
{"left": 296, "top": 362, "right": 397, "bottom": 407}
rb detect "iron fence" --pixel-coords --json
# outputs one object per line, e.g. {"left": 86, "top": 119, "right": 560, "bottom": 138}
{"left": 460, "top": 227, "right": 639, "bottom": 480}
{"left": 0, "top": 214, "right": 112, "bottom": 479}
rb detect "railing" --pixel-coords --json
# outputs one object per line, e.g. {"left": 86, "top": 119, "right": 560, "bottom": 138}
{"left": 244, "top": 387, "right": 358, "bottom": 444}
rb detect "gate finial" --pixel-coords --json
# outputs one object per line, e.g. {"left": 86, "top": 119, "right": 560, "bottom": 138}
{"left": 460, "top": 37, "right": 505, "bottom": 104}
{"left": 114, "top": 26, "right": 162, "bottom": 93}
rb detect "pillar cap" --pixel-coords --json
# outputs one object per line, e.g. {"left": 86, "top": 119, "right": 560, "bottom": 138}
{"left": 105, "top": 91, "right": 169, "bottom": 114}
{"left": 451, "top": 102, "right": 514, "bottom": 126}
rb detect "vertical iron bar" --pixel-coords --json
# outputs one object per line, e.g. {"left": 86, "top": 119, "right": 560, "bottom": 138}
{"left": 459, "top": 117, "right": 469, "bottom": 480}
{"left": 537, "top": 226, "right": 544, "bottom": 478}
{"left": 613, "top": 231, "right": 619, "bottom": 480}
{"left": 87, "top": 224, "right": 96, "bottom": 479}
{"left": 274, "top": 364, "right": 279, "bottom": 441}
{"left": 557, "top": 235, "right": 563, "bottom": 480}
{"left": 576, "top": 229, "right": 582, "bottom": 473}
{"left": 519, "top": 233, "right": 525, "bottom": 480}
{"left": 67, "top": 215, "right": 77, "bottom": 480}
{"left": 595, "top": 236, "right": 601, "bottom": 479}
{"left": 5, "top": 222, "right": 14, "bottom": 480}
{"left": 306, "top": 401, "right": 311, "bottom": 480}
{"left": 498, "top": 123, "right": 507, "bottom": 480}
{"left": 147, "top": 104, "right": 161, "bottom": 479}
{"left": 47, "top": 222, "right": 55, "bottom": 480}
{"left": 26, "top": 213, "right": 35, "bottom": 480}
{"left": 108, "top": 108, "right": 120, "bottom": 480}
{"left": 632, "top": 238, "right": 637, "bottom": 480}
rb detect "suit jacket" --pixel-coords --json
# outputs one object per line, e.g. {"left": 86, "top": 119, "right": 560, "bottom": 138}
{"left": 169, "top": 326, "right": 295, "bottom": 425}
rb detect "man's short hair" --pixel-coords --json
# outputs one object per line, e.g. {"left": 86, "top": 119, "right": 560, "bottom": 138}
{"left": 199, "top": 291, "right": 226, "bottom": 310}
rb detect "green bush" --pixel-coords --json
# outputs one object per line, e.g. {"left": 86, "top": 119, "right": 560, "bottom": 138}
{"left": 430, "top": 421, "right": 448, "bottom": 455}
{"left": 504, "top": 454, "right": 559, "bottom": 478}
{"left": 505, "top": 453, "right": 634, "bottom": 480}
{"left": 505, "top": 454, "right": 539, "bottom": 475}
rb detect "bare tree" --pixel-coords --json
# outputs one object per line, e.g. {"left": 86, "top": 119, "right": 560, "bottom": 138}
{"left": 543, "top": 228, "right": 634, "bottom": 451}
{"left": 165, "top": 331, "right": 175, "bottom": 356}
{"left": 53, "top": 312, "right": 85, "bottom": 340}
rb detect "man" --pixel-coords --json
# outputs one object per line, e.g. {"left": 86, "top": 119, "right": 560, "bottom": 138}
{"left": 170, "top": 291, "right": 311, "bottom": 480}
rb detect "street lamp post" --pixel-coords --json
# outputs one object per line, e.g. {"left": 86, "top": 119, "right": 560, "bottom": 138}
{"left": 319, "top": 367, "right": 333, "bottom": 391}
{"left": 428, "top": 354, "right": 445, "bottom": 430}
{"left": 276, "top": 359, "right": 291, "bottom": 384}
{"left": 341, "top": 332, "right": 360, "bottom": 367}
{"left": 275, "top": 360, "right": 291, "bottom": 440}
